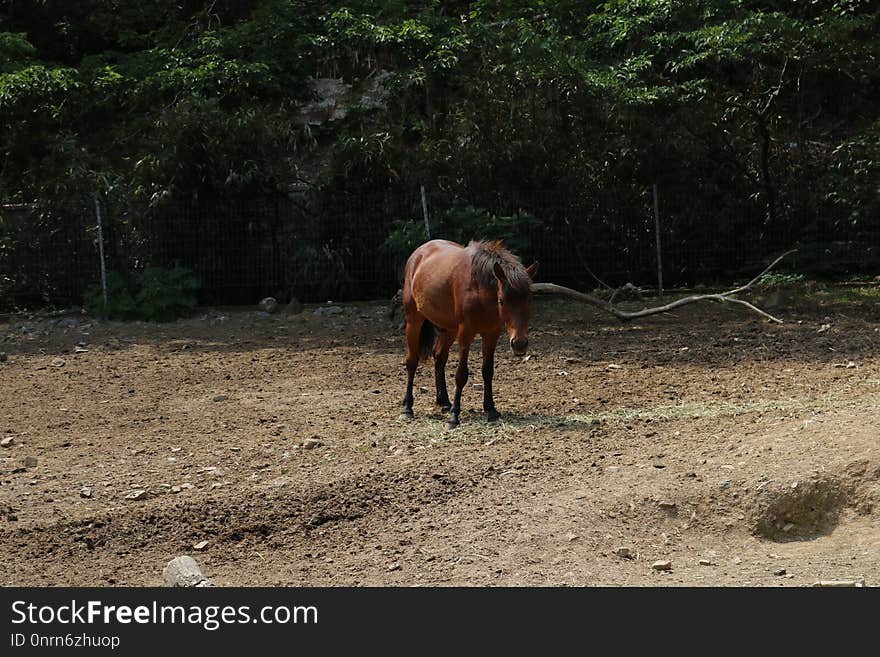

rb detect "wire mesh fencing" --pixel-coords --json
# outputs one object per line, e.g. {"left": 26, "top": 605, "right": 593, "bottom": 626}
{"left": 2, "top": 184, "right": 878, "bottom": 312}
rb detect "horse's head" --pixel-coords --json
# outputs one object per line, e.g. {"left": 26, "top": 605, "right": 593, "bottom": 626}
{"left": 493, "top": 261, "right": 539, "bottom": 356}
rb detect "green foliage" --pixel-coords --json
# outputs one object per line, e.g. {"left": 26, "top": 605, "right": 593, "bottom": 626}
{"left": 384, "top": 206, "right": 541, "bottom": 268}
{"left": 0, "top": 65, "right": 81, "bottom": 116}
{"left": 85, "top": 267, "right": 199, "bottom": 321}
{"left": 757, "top": 272, "right": 805, "bottom": 289}
{"left": 84, "top": 271, "right": 137, "bottom": 320}
{"left": 289, "top": 245, "right": 355, "bottom": 300}
{"left": 0, "top": 33, "right": 37, "bottom": 72}
{"left": 791, "top": 241, "right": 880, "bottom": 279}
{"left": 2, "top": 1, "right": 880, "bottom": 304}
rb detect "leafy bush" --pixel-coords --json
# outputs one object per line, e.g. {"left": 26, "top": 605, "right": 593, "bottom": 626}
{"left": 85, "top": 267, "right": 199, "bottom": 321}
{"left": 383, "top": 206, "right": 540, "bottom": 276}
{"left": 289, "top": 245, "right": 355, "bottom": 301}
{"left": 757, "top": 273, "right": 806, "bottom": 289}
{"left": 791, "top": 241, "right": 880, "bottom": 280}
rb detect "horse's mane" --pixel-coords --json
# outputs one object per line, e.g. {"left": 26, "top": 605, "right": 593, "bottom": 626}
{"left": 467, "top": 240, "right": 531, "bottom": 297}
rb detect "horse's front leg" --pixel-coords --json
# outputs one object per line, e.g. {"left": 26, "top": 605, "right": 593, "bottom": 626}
{"left": 447, "top": 330, "right": 474, "bottom": 429}
{"left": 481, "top": 332, "right": 501, "bottom": 421}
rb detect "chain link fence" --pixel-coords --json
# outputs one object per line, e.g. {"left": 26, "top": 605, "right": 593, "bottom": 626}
{"left": 2, "top": 185, "right": 878, "bottom": 312}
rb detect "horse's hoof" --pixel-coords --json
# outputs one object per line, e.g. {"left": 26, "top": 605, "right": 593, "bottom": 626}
{"left": 446, "top": 420, "right": 459, "bottom": 430}
{"left": 399, "top": 410, "right": 414, "bottom": 420}
{"left": 486, "top": 410, "right": 501, "bottom": 422}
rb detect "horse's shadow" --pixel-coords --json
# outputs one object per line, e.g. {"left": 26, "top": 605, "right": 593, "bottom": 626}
{"left": 415, "top": 409, "right": 593, "bottom": 431}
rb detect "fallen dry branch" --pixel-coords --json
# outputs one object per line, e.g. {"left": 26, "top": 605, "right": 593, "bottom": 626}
{"left": 531, "top": 249, "right": 796, "bottom": 324}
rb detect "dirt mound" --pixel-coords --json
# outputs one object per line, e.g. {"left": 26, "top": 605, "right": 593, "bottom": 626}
{"left": 750, "top": 475, "right": 849, "bottom": 540}
{"left": 749, "top": 459, "right": 880, "bottom": 541}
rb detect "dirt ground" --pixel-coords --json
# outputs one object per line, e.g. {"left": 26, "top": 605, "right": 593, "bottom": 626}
{"left": 1, "top": 295, "right": 879, "bottom": 587}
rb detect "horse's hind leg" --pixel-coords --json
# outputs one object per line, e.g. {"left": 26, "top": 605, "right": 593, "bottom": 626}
{"left": 434, "top": 330, "right": 454, "bottom": 411}
{"left": 401, "top": 312, "right": 424, "bottom": 419}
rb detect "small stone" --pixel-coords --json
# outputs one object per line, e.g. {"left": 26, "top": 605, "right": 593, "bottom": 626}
{"left": 50, "top": 358, "right": 65, "bottom": 367}
{"left": 613, "top": 547, "right": 632, "bottom": 559}
{"left": 124, "top": 489, "right": 148, "bottom": 500}
{"left": 163, "top": 555, "right": 212, "bottom": 588}
{"left": 782, "top": 522, "right": 795, "bottom": 533}
{"left": 212, "top": 394, "right": 228, "bottom": 402}
{"left": 732, "top": 557, "right": 743, "bottom": 565}
{"left": 258, "top": 297, "right": 279, "bottom": 313}
{"left": 302, "top": 438, "right": 322, "bottom": 450}
{"left": 651, "top": 560, "right": 672, "bottom": 571}
{"left": 74, "top": 346, "right": 89, "bottom": 353}
{"left": 313, "top": 306, "right": 343, "bottom": 316}
{"left": 774, "top": 568, "right": 787, "bottom": 576}
{"left": 566, "top": 533, "right": 579, "bottom": 542}
{"left": 607, "top": 363, "right": 622, "bottom": 370}
{"left": 719, "top": 480, "right": 732, "bottom": 490}
{"left": 22, "top": 456, "right": 37, "bottom": 468}
{"left": 179, "top": 483, "right": 194, "bottom": 490}
{"left": 698, "top": 559, "right": 714, "bottom": 566}
{"left": 658, "top": 501, "right": 676, "bottom": 510}
{"left": 80, "top": 486, "right": 92, "bottom": 498}
{"left": 171, "top": 486, "right": 182, "bottom": 494}
{"left": 388, "top": 563, "right": 401, "bottom": 571}
{"left": 0, "top": 436, "right": 13, "bottom": 448}
{"left": 606, "top": 466, "right": 620, "bottom": 473}
{"left": 193, "top": 540, "right": 209, "bottom": 551}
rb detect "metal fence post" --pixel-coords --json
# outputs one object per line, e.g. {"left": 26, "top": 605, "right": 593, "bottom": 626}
{"left": 93, "top": 195, "right": 109, "bottom": 308}
{"left": 652, "top": 184, "right": 663, "bottom": 297}
{"left": 420, "top": 185, "right": 431, "bottom": 241}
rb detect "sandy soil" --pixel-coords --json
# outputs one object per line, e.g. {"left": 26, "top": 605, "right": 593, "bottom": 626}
{"left": 1, "top": 296, "right": 878, "bottom": 586}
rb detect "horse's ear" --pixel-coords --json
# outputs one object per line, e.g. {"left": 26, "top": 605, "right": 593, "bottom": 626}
{"left": 526, "top": 261, "right": 539, "bottom": 280}
{"left": 493, "top": 262, "right": 507, "bottom": 282}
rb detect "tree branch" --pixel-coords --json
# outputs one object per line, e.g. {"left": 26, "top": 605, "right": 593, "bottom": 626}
{"left": 531, "top": 250, "right": 797, "bottom": 324}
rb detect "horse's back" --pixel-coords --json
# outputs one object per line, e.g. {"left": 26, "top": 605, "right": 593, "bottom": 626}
{"left": 403, "top": 240, "right": 467, "bottom": 330}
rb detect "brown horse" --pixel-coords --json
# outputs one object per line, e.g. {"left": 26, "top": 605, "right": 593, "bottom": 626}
{"left": 400, "top": 239, "right": 538, "bottom": 428}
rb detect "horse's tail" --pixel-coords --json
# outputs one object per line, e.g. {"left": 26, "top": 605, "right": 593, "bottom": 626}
{"left": 418, "top": 321, "right": 436, "bottom": 363}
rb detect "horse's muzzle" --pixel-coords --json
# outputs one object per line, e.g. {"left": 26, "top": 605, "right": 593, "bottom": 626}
{"left": 510, "top": 338, "right": 528, "bottom": 356}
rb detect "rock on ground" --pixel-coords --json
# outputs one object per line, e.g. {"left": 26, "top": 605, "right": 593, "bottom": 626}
{"left": 163, "top": 556, "right": 213, "bottom": 587}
